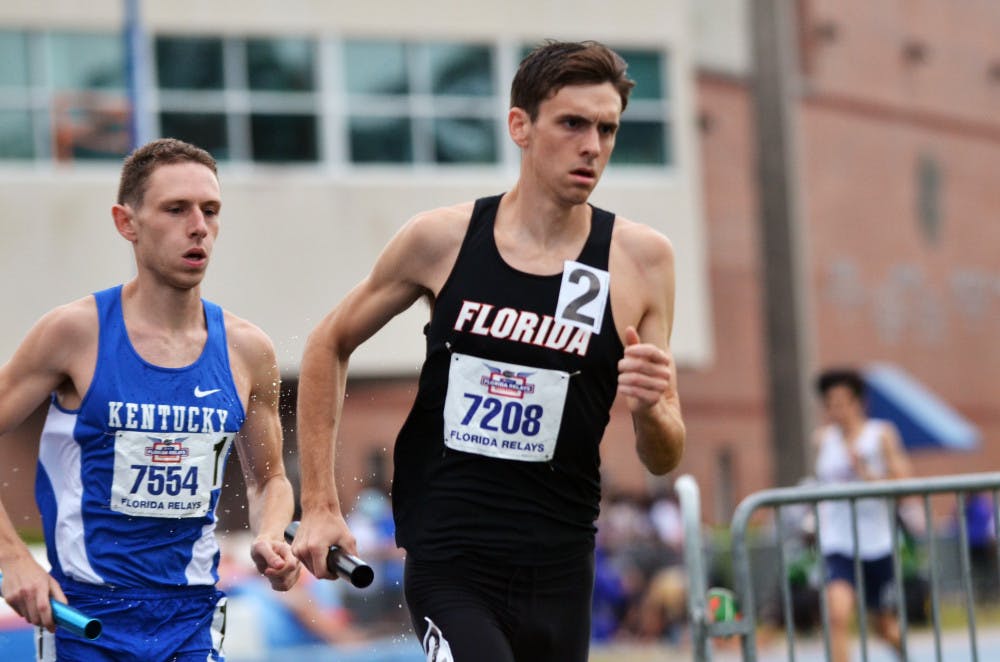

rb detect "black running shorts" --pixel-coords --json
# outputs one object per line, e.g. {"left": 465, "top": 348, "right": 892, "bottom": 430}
{"left": 404, "top": 552, "right": 595, "bottom": 662}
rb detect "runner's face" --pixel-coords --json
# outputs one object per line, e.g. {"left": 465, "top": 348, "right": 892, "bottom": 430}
{"left": 521, "top": 82, "right": 621, "bottom": 206}
{"left": 129, "top": 162, "right": 221, "bottom": 290}
{"left": 823, "top": 385, "right": 863, "bottom": 427}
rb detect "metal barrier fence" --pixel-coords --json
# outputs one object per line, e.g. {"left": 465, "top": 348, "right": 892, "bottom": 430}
{"left": 677, "top": 471, "right": 1000, "bottom": 662}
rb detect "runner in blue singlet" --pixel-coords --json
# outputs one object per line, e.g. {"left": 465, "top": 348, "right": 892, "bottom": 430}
{"left": 0, "top": 138, "right": 300, "bottom": 661}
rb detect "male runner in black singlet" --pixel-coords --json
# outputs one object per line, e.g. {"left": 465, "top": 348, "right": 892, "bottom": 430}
{"left": 292, "top": 41, "right": 685, "bottom": 662}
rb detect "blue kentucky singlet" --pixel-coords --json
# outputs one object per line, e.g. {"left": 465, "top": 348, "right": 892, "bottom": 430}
{"left": 34, "top": 285, "right": 245, "bottom": 588}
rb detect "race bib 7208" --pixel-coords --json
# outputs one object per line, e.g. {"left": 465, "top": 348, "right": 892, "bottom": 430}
{"left": 443, "top": 352, "right": 569, "bottom": 462}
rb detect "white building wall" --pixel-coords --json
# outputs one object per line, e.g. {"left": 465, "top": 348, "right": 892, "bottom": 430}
{"left": 691, "top": 0, "right": 751, "bottom": 76}
{"left": 0, "top": 0, "right": 713, "bottom": 375}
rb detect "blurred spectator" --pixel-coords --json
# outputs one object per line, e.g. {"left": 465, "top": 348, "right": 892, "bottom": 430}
{"left": 813, "top": 368, "right": 911, "bottom": 662}
{"left": 344, "top": 485, "right": 406, "bottom": 626}
{"left": 347, "top": 487, "right": 401, "bottom": 583}
{"left": 959, "top": 491, "right": 998, "bottom": 602}
{"left": 594, "top": 487, "right": 688, "bottom": 644}
{"left": 649, "top": 489, "right": 684, "bottom": 565}
{"left": 599, "top": 489, "right": 655, "bottom": 551}
{"left": 591, "top": 545, "right": 630, "bottom": 642}
{"left": 594, "top": 490, "right": 648, "bottom": 642}
{"left": 630, "top": 566, "right": 687, "bottom": 644}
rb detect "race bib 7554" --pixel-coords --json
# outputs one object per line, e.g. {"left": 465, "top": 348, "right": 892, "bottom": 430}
{"left": 111, "top": 430, "right": 232, "bottom": 518}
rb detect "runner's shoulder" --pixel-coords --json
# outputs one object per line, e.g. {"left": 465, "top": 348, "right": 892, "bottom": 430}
{"left": 394, "top": 201, "right": 475, "bottom": 268}
{"left": 221, "top": 310, "right": 276, "bottom": 365}
{"left": 405, "top": 201, "right": 474, "bottom": 245}
{"left": 32, "top": 295, "right": 99, "bottom": 349}
{"left": 612, "top": 216, "right": 674, "bottom": 265}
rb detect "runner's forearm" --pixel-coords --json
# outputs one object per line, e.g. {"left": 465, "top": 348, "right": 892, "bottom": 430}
{"left": 634, "top": 398, "right": 685, "bottom": 475}
{"left": 296, "top": 339, "right": 349, "bottom": 515}
{"left": 0, "top": 501, "right": 34, "bottom": 570}
{"left": 247, "top": 474, "right": 295, "bottom": 540}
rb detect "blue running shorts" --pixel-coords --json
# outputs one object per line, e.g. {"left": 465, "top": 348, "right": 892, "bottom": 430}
{"left": 36, "top": 579, "right": 227, "bottom": 662}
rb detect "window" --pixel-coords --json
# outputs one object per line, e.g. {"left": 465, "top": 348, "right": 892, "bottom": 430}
{"left": 612, "top": 48, "right": 672, "bottom": 166}
{"left": 49, "top": 32, "right": 129, "bottom": 161}
{"left": 248, "top": 38, "right": 318, "bottom": 162}
{"left": 714, "top": 446, "right": 735, "bottom": 523}
{"left": 0, "top": 109, "right": 33, "bottom": 159}
{"left": 155, "top": 36, "right": 229, "bottom": 158}
{"left": 155, "top": 35, "right": 318, "bottom": 162}
{"left": 156, "top": 37, "right": 224, "bottom": 90}
{"left": 159, "top": 112, "right": 228, "bottom": 158}
{"left": 0, "top": 31, "right": 28, "bottom": 88}
{"left": 343, "top": 39, "right": 499, "bottom": 164}
{"left": 0, "top": 30, "right": 129, "bottom": 161}
{"left": 247, "top": 38, "right": 314, "bottom": 92}
{"left": 916, "top": 153, "right": 943, "bottom": 245}
{"left": 0, "top": 32, "right": 674, "bottom": 169}
{"left": 0, "top": 31, "right": 33, "bottom": 159}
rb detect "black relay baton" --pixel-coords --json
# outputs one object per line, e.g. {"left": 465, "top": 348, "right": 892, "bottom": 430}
{"left": 0, "top": 572, "right": 102, "bottom": 640}
{"left": 284, "top": 521, "right": 375, "bottom": 589}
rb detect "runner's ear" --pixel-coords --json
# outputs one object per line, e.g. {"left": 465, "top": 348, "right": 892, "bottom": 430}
{"left": 508, "top": 107, "right": 531, "bottom": 148}
{"left": 112, "top": 204, "right": 137, "bottom": 242}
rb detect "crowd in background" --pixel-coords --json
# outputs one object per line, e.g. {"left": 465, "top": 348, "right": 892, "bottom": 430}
{"left": 592, "top": 487, "right": 688, "bottom": 644}
{"left": 216, "top": 481, "right": 1000, "bottom": 653}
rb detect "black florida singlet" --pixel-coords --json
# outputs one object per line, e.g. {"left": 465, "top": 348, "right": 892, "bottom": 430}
{"left": 392, "top": 194, "right": 625, "bottom": 564}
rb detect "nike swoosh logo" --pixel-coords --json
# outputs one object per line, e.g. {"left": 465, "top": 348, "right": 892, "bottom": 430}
{"left": 194, "top": 386, "right": 222, "bottom": 398}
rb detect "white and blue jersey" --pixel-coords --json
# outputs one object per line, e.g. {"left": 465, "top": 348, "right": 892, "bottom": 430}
{"left": 35, "top": 284, "right": 245, "bottom": 589}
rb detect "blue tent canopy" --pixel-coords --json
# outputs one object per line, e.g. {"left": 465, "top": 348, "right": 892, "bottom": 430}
{"left": 863, "top": 363, "right": 980, "bottom": 452}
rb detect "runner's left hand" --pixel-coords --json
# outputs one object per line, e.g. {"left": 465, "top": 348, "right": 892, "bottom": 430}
{"left": 251, "top": 537, "right": 301, "bottom": 591}
{"left": 616, "top": 326, "right": 674, "bottom": 412}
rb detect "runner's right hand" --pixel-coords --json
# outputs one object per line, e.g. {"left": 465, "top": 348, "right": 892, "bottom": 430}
{"left": 289, "top": 510, "right": 358, "bottom": 581}
{"left": 1, "top": 554, "right": 67, "bottom": 633}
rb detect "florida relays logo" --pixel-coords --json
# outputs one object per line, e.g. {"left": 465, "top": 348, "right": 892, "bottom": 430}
{"left": 480, "top": 364, "right": 535, "bottom": 398}
{"left": 144, "top": 437, "right": 190, "bottom": 463}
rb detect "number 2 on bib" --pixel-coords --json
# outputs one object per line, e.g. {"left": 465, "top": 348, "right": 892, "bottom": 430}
{"left": 555, "top": 261, "right": 610, "bottom": 334}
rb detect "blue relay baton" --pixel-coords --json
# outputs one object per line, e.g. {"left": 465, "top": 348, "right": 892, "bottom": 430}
{"left": 0, "top": 572, "right": 102, "bottom": 640}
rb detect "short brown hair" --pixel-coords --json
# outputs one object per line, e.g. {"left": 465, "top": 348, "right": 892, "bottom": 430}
{"left": 510, "top": 40, "right": 636, "bottom": 119}
{"left": 117, "top": 138, "right": 217, "bottom": 208}
{"left": 816, "top": 368, "right": 867, "bottom": 400}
